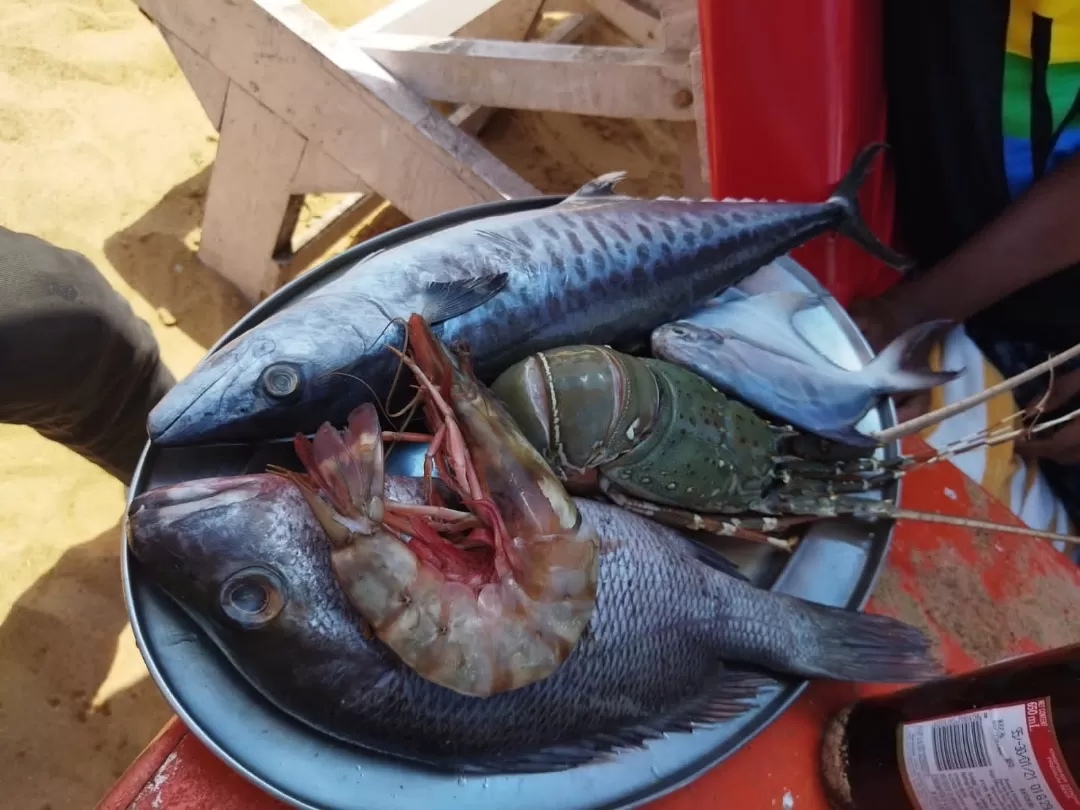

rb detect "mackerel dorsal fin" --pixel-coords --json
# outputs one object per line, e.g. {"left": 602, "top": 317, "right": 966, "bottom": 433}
{"left": 561, "top": 171, "right": 629, "bottom": 203}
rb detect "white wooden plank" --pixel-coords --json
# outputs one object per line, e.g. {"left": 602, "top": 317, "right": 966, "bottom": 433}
{"left": 352, "top": 35, "right": 695, "bottom": 120}
{"left": 449, "top": 12, "right": 599, "bottom": 135}
{"left": 455, "top": 0, "right": 543, "bottom": 40}
{"left": 283, "top": 193, "right": 385, "bottom": 274}
{"left": 347, "top": 0, "right": 506, "bottom": 37}
{"left": 139, "top": 0, "right": 537, "bottom": 220}
{"left": 287, "top": 0, "right": 544, "bottom": 194}
{"left": 675, "top": 122, "right": 707, "bottom": 196}
{"left": 585, "top": 0, "right": 660, "bottom": 45}
{"left": 160, "top": 29, "right": 228, "bottom": 128}
{"left": 292, "top": 13, "right": 596, "bottom": 195}
{"left": 199, "top": 82, "right": 307, "bottom": 303}
{"left": 651, "top": 0, "right": 697, "bottom": 50}
{"left": 689, "top": 44, "right": 710, "bottom": 185}
{"left": 542, "top": 11, "right": 601, "bottom": 43}
{"left": 674, "top": 44, "right": 709, "bottom": 196}
{"left": 290, "top": 143, "right": 368, "bottom": 193}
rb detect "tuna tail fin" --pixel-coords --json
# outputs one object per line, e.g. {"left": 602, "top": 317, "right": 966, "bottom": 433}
{"left": 828, "top": 143, "right": 916, "bottom": 271}
{"left": 788, "top": 600, "right": 942, "bottom": 682}
{"left": 863, "top": 319, "right": 964, "bottom": 394}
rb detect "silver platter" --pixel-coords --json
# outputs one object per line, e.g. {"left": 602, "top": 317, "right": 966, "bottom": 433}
{"left": 123, "top": 196, "right": 899, "bottom": 810}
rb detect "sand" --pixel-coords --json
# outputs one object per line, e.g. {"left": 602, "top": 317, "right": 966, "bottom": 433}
{"left": 0, "top": 1, "right": 683, "bottom": 807}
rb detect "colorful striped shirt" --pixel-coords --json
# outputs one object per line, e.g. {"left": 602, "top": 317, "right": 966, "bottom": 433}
{"left": 880, "top": 0, "right": 1080, "bottom": 542}
{"left": 1003, "top": 0, "right": 1080, "bottom": 197}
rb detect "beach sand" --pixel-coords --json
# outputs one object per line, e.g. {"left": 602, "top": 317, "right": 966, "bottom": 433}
{"left": 0, "top": 1, "right": 683, "bottom": 806}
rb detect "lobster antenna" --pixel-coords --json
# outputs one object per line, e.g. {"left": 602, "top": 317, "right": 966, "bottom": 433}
{"left": 885, "top": 507, "right": 1079, "bottom": 546}
{"left": 872, "top": 340, "right": 1080, "bottom": 444}
{"left": 923, "top": 402, "right": 1080, "bottom": 461}
{"left": 886, "top": 401, "right": 1080, "bottom": 475}
{"left": 903, "top": 373, "right": 1056, "bottom": 459}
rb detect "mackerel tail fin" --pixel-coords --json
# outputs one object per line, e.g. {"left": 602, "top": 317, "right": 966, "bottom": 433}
{"left": 828, "top": 143, "right": 916, "bottom": 271}
{"left": 791, "top": 600, "right": 942, "bottom": 682}
{"left": 864, "top": 319, "right": 964, "bottom": 394}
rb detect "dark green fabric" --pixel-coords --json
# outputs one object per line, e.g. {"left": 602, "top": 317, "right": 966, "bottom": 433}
{"left": 0, "top": 226, "right": 174, "bottom": 483}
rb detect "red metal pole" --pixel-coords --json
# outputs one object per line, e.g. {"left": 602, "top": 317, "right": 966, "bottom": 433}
{"left": 696, "top": 0, "right": 901, "bottom": 307}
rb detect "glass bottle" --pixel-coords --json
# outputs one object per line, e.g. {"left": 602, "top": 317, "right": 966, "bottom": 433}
{"left": 820, "top": 643, "right": 1080, "bottom": 810}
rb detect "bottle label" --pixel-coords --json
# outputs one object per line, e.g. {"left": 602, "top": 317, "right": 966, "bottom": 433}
{"left": 899, "top": 697, "right": 1080, "bottom": 810}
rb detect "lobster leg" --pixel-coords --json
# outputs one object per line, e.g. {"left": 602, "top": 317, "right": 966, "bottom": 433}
{"left": 599, "top": 478, "right": 797, "bottom": 551}
{"left": 775, "top": 456, "right": 892, "bottom": 477}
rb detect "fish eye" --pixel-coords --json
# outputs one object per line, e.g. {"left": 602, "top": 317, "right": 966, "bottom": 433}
{"left": 261, "top": 363, "right": 302, "bottom": 400}
{"left": 219, "top": 566, "right": 286, "bottom": 628}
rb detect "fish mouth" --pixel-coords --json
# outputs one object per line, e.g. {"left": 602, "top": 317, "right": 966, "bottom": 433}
{"left": 148, "top": 341, "right": 270, "bottom": 445}
{"left": 650, "top": 321, "right": 716, "bottom": 356}
{"left": 129, "top": 476, "right": 274, "bottom": 523}
{"left": 128, "top": 476, "right": 277, "bottom": 557}
{"left": 126, "top": 476, "right": 283, "bottom": 577}
{"left": 148, "top": 362, "right": 232, "bottom": 445}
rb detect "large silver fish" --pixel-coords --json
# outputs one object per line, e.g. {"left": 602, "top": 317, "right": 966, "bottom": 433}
{"left": 148, "top": 144, "right": 910, "bottom": 446}
{"left": 651, "top": 289, "right": 961, "bottom": 446}
{"left": 126, "top": 472, "right": 940, "bottom": 773}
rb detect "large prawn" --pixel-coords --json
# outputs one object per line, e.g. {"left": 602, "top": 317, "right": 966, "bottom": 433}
{"left": 277, "top": 315, "right": 599, "bottom": 698}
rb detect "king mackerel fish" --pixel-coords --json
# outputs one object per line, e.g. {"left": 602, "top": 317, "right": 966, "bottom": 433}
{"left": 149, "top": 143, "right": 912, "bottom": 445}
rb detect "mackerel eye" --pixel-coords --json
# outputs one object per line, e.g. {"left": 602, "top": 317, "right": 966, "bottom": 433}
{"left": 261, "top": 363, "right": 302, "bottom": 400}
{"left": 219, "top": 567, "right": 286, "bottom": 628}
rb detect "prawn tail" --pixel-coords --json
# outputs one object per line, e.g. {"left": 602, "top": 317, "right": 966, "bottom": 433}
{"left": 293, "top": 402, "right": 385, "bottom": 527}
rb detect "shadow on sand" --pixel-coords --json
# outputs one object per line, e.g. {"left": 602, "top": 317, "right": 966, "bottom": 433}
{"left": 103, "top": 166, "right": 250, "bottom": 352}
{"left": 0, "top": 522, "right": 174, "bottom": 810}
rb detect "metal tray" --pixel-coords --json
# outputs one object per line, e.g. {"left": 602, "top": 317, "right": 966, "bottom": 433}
{"left": 123, "top": 196, "right": 900, "bottom": 810}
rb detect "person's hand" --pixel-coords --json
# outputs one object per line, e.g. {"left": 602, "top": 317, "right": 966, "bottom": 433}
{"left": 1016, "top": 420, "right": 1080, "bottom": 464}
{"left": 1015, "top": 368, "right": 1080, "bottom": 464}
{"left": 847, "top": 295, "right": 901, "bottom": 354}
{"left": 846, "top": 289, "right": 924, "bottom": 354}
{"left": 847, "top": 288, "right": 939, "bottom": 423}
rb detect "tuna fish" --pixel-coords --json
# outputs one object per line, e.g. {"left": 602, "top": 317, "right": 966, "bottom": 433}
{"left": 148, "top": 143, "right": 911, "bottom": 446}
{"left": 651, "top": 289, "right": 961, "bottom": 446}
{"left": 126, "top": 472, "right": 940, "bottom": 773}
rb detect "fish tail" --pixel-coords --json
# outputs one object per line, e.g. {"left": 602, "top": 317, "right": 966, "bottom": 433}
{"left": 827, "top": 143, "right": 916, "bottom": 271}
{"left": 786, "top": 599, "right": 943, "bottom": 682}
{"left": 864, "top": 319, "right": 964, "bottom": 394}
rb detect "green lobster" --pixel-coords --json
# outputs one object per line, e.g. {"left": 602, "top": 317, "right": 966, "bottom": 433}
{"left": 488, "top": 344, "right": 1067, "bottom": 551}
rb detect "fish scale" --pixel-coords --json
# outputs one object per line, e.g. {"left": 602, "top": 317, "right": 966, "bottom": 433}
{"left": 128, "top": 475, "right": 940, "bottom": 773}
{"left": 147, "top": 143, "right": 911, "bottom": 446}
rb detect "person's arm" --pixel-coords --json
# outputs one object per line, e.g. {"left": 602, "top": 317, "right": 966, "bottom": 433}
{"left": 851, "top": 149, "right": 1080, "bottom": 348}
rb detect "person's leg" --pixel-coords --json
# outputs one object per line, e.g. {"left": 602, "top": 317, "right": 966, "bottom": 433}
{"left": 0, "top": 226, "right": 174, "bottom": 483}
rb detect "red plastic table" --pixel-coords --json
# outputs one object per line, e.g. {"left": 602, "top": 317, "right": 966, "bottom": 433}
{"left": 96, "top": 436, "right": 1080, "bottom": 809}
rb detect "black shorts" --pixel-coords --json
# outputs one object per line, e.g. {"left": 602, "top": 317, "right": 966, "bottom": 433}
{"left": 0, "top": 226, "right": 174, "bottom": 483}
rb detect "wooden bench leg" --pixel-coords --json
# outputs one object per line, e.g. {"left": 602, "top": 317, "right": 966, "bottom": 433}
{"left": 677, "top": 45, "right": 711, "bottom": 197}
{"left": 197, "top": 82, "right": 307, "bottom": 303}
